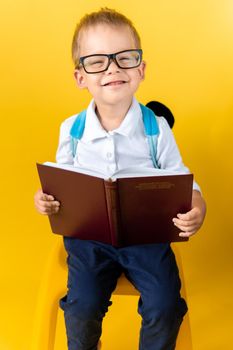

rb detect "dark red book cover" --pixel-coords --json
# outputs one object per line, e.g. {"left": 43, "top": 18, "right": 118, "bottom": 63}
{"left": 37, "top": 163, "right": 193, "bottom": 246}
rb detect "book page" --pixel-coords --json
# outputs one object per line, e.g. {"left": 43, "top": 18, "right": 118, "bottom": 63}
{"left": 43, "top": 162, "right": 191, "bottom": 180}
{"left": 43, "top": 162, "right": 107, "bottom": 179}
{"left": 111, "top": 167, "right": 190, "bottom": 180}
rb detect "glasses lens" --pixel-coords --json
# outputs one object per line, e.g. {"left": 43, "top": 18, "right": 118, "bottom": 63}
{"left": 82, "top": 55, "right": 108, "bottom": 73}
{"left": 116, "top": 50, "right": 141, "bottom": 68}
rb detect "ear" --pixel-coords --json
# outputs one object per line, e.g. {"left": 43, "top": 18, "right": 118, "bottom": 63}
{"left": 138, "top": 60, "right": 146, "bottom": 81}
{"left": 74, "top": 69, "right": 87, "bottom": 89}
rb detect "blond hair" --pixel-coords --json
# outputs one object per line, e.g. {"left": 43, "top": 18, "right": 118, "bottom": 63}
{"left": 71, "top": 7, "right": 141, "bottom": 67}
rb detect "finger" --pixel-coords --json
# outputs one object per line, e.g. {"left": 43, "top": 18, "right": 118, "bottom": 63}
{"left": 36, "top": 203, "right": 59, "bottom": 215}
{"left": 179, "top": 230, "right": 196, "bottom": 238}
{"left": 35, "top": 200, "right": 60, "bottom": 212}
{"left": 176, "top": 211, "right": 197, "bottom": 221}
{"left": 35, "top": 205, "right": 49, "bottom": 215}
{"left": 174, "top": 222, "right": 198, "bottom": 232}
{"left": 41, "top": 193, "right": 55, "bottom": 201}
{"left": 35, "top": 190, "right": 55, "bottom": 202}
{"left": 37, "top": 199, "right": 60, "bottom": 208}
{"left": 172, "top": 218, "right": 197, "bottom": 227}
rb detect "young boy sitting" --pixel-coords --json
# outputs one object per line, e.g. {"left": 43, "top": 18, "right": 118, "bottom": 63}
{"left": 34, "top": 8, "right": 206, "bottom": 350}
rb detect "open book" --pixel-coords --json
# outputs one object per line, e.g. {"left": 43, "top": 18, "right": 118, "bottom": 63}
{"left": 37, "top": 162, "right": 193, "bottom": 246}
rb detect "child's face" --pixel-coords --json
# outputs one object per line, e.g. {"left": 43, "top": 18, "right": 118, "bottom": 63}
{"left": 74, "top": 24, "right": 146, "bottom": 108}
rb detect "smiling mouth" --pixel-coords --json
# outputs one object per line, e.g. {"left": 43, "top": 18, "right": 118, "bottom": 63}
{"left": 102, "top": 81, "right": 127, "bottom": 86}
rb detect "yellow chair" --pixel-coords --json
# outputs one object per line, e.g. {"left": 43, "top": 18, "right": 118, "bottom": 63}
{"left": 31, "top": 237, "right": 192, "bottom": 350}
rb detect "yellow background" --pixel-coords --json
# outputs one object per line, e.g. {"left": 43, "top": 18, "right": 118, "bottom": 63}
{"left": 0, "top": 0, "right": 233, "bottom": 349}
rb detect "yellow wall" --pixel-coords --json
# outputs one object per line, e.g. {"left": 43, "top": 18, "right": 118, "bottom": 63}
{"left": 0, "top": 0, "right": 232, "bottom": 349}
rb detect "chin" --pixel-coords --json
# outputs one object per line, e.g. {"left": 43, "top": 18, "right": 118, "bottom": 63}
{"left": 103, "top": 90, "right": 134, "bottom": 102}
{"left": 103, "top": 95, "right": 133, "bottom": 106}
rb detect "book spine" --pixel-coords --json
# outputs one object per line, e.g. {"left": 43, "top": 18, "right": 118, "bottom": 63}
{"left": 104, "top": 180, "right": 121, "bottom": 247}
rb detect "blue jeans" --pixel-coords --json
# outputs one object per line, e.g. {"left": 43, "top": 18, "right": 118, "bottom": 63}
{"left": 60, "top": 238, "right": 187, "bottom": 350}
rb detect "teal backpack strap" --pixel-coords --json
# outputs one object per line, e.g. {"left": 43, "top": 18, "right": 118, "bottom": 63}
{"left": 69, "top": 110, "right": 87, "bottom": 157}
{"left": 69, "top": 105, "right": 160, "bottom": 168}
{"left": 140, "top": 104, "right": 160, "bottom": 168}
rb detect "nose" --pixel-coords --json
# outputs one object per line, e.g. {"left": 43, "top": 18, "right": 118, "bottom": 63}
{"left": 106, "top": 58, "right": 120, "bottom": 73}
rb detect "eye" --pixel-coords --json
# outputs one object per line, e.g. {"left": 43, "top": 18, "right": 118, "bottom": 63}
{"left": 85, "top": 56, "right": 106, "bottom": 67}
{"left": 116, "top": 51, "right": 140, "bottom": 67}
{"left": 118, "top": 54, "right": 132, "bottom": 62}
{"left": 91, "top": 59, "right": 105, "bottom": 66}
{"left": 119, "top": 56, "right": 131, "bottom": 61}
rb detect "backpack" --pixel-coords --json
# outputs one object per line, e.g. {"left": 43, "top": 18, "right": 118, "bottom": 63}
{"left": 70, "top": 103, "right": 160, "bottom": 168}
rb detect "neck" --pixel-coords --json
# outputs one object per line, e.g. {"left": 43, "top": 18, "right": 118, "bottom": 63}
{"left": 95, "top": 99, "right": 133, "bottom": 131}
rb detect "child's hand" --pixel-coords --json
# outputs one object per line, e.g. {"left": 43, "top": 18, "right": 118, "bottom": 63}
{"left": 173, "top": 190, "right": 206, "bottom": 238}
{"left": 34, "top": 189, "right": 60, "bottom": 215}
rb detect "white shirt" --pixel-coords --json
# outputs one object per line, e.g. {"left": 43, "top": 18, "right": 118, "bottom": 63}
{"left": 56, "top": 98, "right": 200, "bottom": 191}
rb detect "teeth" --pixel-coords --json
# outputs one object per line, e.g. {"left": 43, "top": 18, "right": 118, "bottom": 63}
{"left": 104, "top": 81, "right": 125, "bottom": 86}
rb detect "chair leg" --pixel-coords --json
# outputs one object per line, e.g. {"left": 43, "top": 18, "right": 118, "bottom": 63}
{"left": 31, "top": 239, "right": 66, "bottom": 350}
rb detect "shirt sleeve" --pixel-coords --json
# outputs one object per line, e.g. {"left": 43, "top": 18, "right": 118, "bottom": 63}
{"left": 55, "top": 118, "right": 75, "bottom": 165}
{"left": 156, "top": 117, "right": 201, "bottom": 192}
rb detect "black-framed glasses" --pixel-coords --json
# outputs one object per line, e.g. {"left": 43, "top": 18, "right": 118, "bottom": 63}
{"left": 78, "top": 49, "right": 143, "bottom": 74}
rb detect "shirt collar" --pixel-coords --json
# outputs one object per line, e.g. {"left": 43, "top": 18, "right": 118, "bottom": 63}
{"left": 81, "top": 97, "right": 142, "bottom": 142}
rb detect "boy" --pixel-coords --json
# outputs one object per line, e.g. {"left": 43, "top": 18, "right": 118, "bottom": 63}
{"left": 34, "top": 8, "right": 206, "bottom": 350}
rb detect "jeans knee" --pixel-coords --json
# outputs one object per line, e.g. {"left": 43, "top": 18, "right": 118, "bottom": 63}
{"left": 160, "top": 297, "right": 187, "bottom": 322}
{"left": 60, "top": 292, "right": 111, "bottom": 320}
{"left": 140, "top": 296, "right": 187, "bottom": 323}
